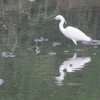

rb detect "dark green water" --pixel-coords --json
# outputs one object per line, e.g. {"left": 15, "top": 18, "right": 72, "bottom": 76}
{"left": 0, "top": 0, "right": 100, "bottom": 100}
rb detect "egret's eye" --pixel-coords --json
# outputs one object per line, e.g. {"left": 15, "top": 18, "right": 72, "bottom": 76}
{"left": 56, "top": 17, "right": 58, "bottom": 19}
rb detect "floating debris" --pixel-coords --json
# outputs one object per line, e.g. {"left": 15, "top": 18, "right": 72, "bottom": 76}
{"left": 48, "top": 52, "right": 56, "bottom": 55}
{"left": 68, "top": 45, "right": 70, "bottom": 47}
{"left": 63, "top": 50, "right": 69, "bottom": 52}
{"left": 67, "top": 83, "right": 81, "bottom": 86}
{"left": 34, "top": 37, "right": 48, "bottom": 42}
{"left": 82, "top": 40, "right": 100, "bottom": 45}
{"left": 93, "top": 53, "right": 96, "bottom": 55}
{"left": 27, "top": 46, "right": 40, "bottom": 54}
{"left": 1, "top": 52, "right": 15, "bottom": 58}
{"left": 53, "top": 42, "right": 61, "bottom": 47}
{"left": 0, "top": 79, "right": 4, "bottom": 85}
{"left": 27, "top": 0, "right": 35, "bottom": 2}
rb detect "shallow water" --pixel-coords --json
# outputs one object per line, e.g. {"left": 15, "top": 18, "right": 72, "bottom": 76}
{"left": 0, "top": 0, "right": 100, "bottom": 100}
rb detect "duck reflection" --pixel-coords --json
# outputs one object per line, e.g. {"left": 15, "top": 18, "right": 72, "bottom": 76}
{"left": 55, "top": 53, "right": 91, "bottom": 85}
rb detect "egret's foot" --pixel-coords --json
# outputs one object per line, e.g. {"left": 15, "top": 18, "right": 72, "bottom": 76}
{"left": 74, "top": 46, "right": 83, "bottom": 52}
{"left": 74, "top": 44, "right": 81, "bottom": 51}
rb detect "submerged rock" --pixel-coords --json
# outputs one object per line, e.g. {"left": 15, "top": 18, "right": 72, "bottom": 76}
{"left": 27, "top": 46, "right": 40, "bottom": 54}
{"left": 1, "top": 52, "right": 15, "bottom": 58}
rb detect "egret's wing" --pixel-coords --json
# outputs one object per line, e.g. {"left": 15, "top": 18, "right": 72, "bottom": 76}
{"left": 65, "top": 26, "right": 91, "bottom": 41}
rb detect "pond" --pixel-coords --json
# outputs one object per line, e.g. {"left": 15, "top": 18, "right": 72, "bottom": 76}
{"left": 0, "top": 0, "right": 100, "bottom": 100}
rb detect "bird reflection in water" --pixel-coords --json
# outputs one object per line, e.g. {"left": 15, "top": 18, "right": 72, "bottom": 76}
{"left": 55, "top": 53, "right": 91, "bottom": 86}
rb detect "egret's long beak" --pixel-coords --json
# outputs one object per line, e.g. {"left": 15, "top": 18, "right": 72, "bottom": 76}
{"left": 49, "top": 18, "right": 55, "bottom": 21}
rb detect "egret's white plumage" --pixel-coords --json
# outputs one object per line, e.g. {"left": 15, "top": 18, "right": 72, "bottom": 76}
{"left": 53, "top": 15, "right": 92, "bottom": 49}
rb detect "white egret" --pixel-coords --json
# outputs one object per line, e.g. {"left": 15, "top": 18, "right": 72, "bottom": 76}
{"left": 51, "top": 15, "right": 92, "bottom": 49}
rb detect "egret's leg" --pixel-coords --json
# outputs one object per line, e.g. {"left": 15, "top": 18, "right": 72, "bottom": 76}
{"left": 72, "top": 40, "right": 80, "bottom": 50}
{"left": 75, "top": 44, "right": 80, "bottom": 50}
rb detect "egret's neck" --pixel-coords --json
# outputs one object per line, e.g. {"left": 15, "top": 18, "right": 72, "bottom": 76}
{"left": 59, "top": 19, "right": 66, "bottom": 33}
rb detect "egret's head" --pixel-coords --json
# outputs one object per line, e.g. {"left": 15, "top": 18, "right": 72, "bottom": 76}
{"left": 54, "top": 15, "right": 64, "bottom": 20}
{"left": 54, "top": 15, "right": 67, "bottom": 24}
